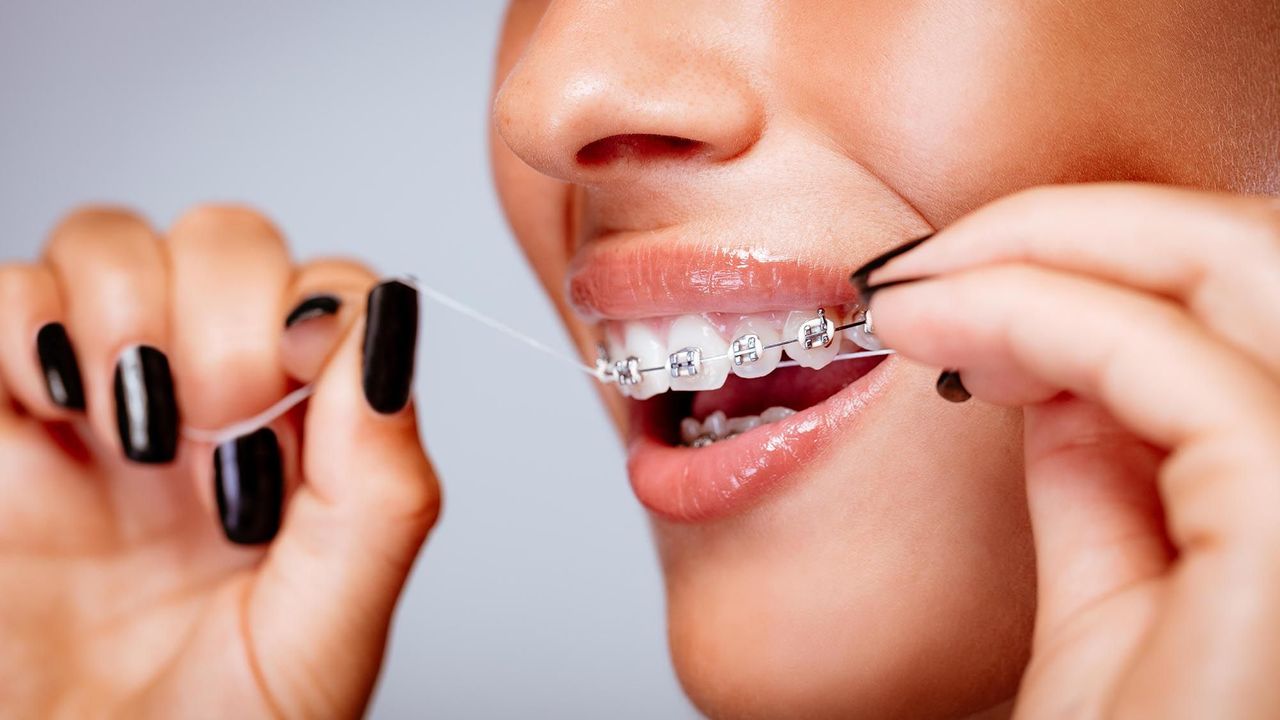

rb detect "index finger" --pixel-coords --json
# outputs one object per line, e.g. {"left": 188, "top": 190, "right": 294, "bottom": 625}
{"left": 863, "top": 183, "right": 1280, "bottom": 374}
{"left": 870, "top": 263, "right": 1280, "bottom": 545}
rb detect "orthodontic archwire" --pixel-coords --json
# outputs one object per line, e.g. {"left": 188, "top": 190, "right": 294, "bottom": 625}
{"left": 183, "top": 278, "right": 895, "bottom": 445}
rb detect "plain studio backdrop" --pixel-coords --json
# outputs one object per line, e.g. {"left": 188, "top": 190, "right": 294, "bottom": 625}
{"left": 0, "top": 2, "right": 695, "bottom": 717}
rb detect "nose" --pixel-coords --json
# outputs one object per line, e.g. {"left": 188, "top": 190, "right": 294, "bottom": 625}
{"left": 493, "top": 1, "right": 766, "bottom": 184}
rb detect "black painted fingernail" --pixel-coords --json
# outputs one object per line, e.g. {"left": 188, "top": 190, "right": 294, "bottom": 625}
{"left": 36, "top": 323, "right": 86, "bottom": 410}
{"left": 114, "top": 345, "right": 180, "bottom": 464}
{"left": 936, "top": 369, "right": 971, "bottom": 403}
{"left": 849, "top": 233, "right": 934, "bottom": 302}
{"left": 215, "top": 427, "right": 283, "bottom": 545}
{"left": 860, "top": 276, "right": 933, "bottom": 305}
{"left": 362, "top": 280, "right": 419, "bottom": 414}
{"left": 285, "top": 294, "right": 342, "bottom": 328}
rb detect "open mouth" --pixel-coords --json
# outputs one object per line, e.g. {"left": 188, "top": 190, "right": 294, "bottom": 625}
{"left": 655, "top": 356, "right": 887, "bottom": 447}
{"left": 568, "top": 227, "right": 913, "bottom": 523}
{"left": 595, "top": 302, "right": 895, "bottom": 523}
{"left": 600, "top": 305, "right": 886, "bottom": 447}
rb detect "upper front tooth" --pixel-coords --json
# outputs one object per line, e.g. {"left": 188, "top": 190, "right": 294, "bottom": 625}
{"left": 729, "top": 317, "right": 782, "bottom": 379}
{"left": 667, "top": 315, "right": 729, "bottom": 391}
{"left": 783, "top": 309, "right": 839, "bottom": 369}
{"left": 623, "top": 322, "right": 671, "bottom": 399}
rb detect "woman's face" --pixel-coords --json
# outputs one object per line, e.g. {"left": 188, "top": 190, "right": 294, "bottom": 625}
{"left": 490, "top": 2, "right": 1275, "bottom": 717}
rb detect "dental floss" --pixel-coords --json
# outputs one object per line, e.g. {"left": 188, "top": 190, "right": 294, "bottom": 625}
{"left": 182, "top": 279, "right": 896, "bottom": 445}
{"left": 183, "top": 385, "right": 315, "bottom": 445}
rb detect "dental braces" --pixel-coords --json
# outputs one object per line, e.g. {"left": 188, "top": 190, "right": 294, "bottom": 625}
{"left": 183, "top": 280, "right": 896, "bottom": 445}
{"left": 593, "top": 307, "right": 893, "bottom": 387}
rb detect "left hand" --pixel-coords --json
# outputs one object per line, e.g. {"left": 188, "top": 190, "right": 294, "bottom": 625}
{"left": 859, "top": 183, "right": 1280, "bottom": 719}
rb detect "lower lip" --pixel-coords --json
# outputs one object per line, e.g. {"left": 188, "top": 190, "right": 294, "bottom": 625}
{"left": 626, "top": 356, "right": 899, "bottom": 523}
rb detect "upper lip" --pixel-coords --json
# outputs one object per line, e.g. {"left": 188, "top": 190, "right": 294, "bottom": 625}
{"left": 566, "top": 224, "right": 863, "bottom": 321}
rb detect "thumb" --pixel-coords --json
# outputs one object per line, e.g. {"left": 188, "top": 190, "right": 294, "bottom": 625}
{"left": 251, "top": 278, "right": 441, "bottom": 718}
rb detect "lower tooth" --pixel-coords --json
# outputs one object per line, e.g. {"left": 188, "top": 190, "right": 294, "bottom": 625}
{"left": 760, "top": 406, "right": 796, "bottom": 423}
{"left": 704, "top": 410, "right": 728, "bottom": 439}
{"left": 727, "top": 415, "right": 760, "bottom": 434}
{"left": 680, "top": 417, "right": 703, "bottom": 444}
{"left": 682, "top": 408, "right": 796, "bottom": 447}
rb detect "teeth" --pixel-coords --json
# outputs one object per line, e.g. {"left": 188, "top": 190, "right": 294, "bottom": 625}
{"left": 845, "top": 308, "right": 882, "bottom": 351}
{"left": 760, "top": 406, "right": 797, "bottom": 423}
{"left": 680, "top": 417, "right": 703, "bottom": 444}
{"left": 704, "top": 410, "right": 727, "bottom": 438}
{"left": 783, "top": 309, "right": 840, "bottom": 369}
{"left": 604, "top": 332, "right": 630, "bottom": 394}
{"left": 667, "top": 315, "right": 729, "bottom": 391}
{"left": 729, "top": 317, "right": 782, "bottom": 379}
{"left": 679, "top": 405, "right": 797, "bottom": 447}
{"left": 603, "top": 304, "right": 869, "bottom": 395}
{"left": 624, "top": 322, "right": 671, "bottom": 399}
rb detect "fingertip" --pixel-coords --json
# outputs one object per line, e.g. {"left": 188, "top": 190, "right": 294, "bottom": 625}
{"left": 215, "top": 426, "right": 286, "bottom": 546}
{"left": 280, "top": 296, "right": 347, "bottom": 382}
{"left": 281, "top": 259, "right": 379, "bottom": 384}
{"left": 0, "top": 264, "right": 85, "bottom": 420}
{"left": 361, "top": 280, "right": 419, "bottom": 416}
{"left": 936, "top": 369, "right": 971, "bottom": 403}
{"left": 284, "top": 294, "right": 342, "bottom": 329}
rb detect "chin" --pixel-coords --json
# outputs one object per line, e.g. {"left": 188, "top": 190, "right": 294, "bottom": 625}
{"left": 643, "top": 375, "right": 1037, "bottom": 720}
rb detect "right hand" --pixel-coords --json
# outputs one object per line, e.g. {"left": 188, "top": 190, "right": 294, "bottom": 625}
{"left": 0, "top": 205, "right": 440, "bottom": 718}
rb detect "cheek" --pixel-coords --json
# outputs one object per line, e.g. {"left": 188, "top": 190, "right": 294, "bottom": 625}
{"left": 777, "top": 0, "right": 1225, "bottom": 225}
{"left": 654, "top": 377, "right": 1035, "bottom": 719}
{"left": 492, "top": 0, "right": 571, "bottom": 290}
{"left": 491, "top": 134, "right": 568, "bottom": 273}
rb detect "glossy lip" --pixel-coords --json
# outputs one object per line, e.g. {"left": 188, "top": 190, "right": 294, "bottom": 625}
{"left": 567, "top": 231, "right": 860, "bottom": 321}
{"left": 626, "top": 354, "right": 897, "bottom": 523}
{"left": 572, "top": 214, "right": 918, "bottom": 523}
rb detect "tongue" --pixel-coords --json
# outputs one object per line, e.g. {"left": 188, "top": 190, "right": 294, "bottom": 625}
{"left": 690, "top": 356, "right": 885, "bottom": 421}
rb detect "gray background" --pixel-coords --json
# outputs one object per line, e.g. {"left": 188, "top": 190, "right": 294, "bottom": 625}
{"left": 0, "top": 2, "right": 695, "bottom": 717}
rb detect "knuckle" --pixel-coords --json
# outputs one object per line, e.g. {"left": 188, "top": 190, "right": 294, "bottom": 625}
{"left": 0, "top": 265, "right": 35, "bottom": 303}
{"left": 169, "top": 203, "right": 284, "bottom": 243}
{"left": 384, "top": 465, "right": 442, "bottom": 549}
{"left": 46, "top": 206, "right": 154, "bottom": 257}
{"left": 0, "top": 264, "right": 56, "bottom": 318}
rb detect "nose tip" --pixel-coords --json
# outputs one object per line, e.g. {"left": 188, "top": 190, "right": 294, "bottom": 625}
{"left": 493, "top": 29, "right": 764, "bottom": 183}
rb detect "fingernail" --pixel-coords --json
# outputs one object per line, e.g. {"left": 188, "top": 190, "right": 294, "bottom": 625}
{"left": 215, "top": 427, "right": 284, "bottom": 545}
{"left": 36, "top": 323, "right": 86, "bottom": 410}
{"left": 936, "top": 370, "right": 971, "bottom": 403}
{"left": 114, "top": 345, "right": 180, "bottom": 464}
{"left": 362, "top": 280, "right": 419, "bottom": 414}
{"left": 284, "top": 293, "right": 342, "bottom": 328}
{"left": 849, "top": 233, "right": 934, "bottom": 302}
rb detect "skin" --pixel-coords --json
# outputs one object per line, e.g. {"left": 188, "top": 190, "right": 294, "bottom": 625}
{"left": 489, "top": 1, "right": 1280, "bottom": 718}
{"left": 0, "top": 1, "right": 1275, "bottom": 718}
{"left": 0, "top": 208, "right": 440, "bottom": 718}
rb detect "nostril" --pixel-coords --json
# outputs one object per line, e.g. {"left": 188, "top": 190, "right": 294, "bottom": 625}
{"left": 576, "top": 134, "right": 709, "bottom": 167}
